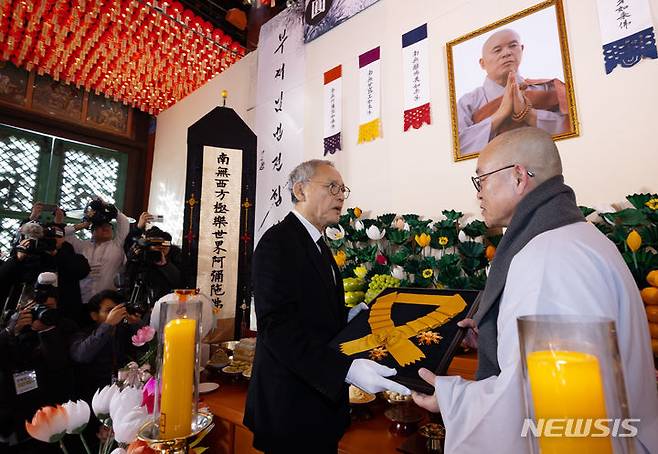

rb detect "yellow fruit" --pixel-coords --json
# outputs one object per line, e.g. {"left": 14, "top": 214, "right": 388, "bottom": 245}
{"left": 647, "top": 270, "right": 658, "bottom": 287}
{"left": 353, "top": 207, "right": 362, "bottom": 218}
{"left": 485, "top": 245, "right": 496, "bottom": 262}
{"left": 641, "top": 287, "right": 658, "bottom": 305}
{"left": 649, "top": 323, "right": 658, "bottom": 339}
{"left": 626, "top": 230, "right": 641, "bottom": 252}
{"left": 646, "top": 305, "right": 658, "bottom": 323}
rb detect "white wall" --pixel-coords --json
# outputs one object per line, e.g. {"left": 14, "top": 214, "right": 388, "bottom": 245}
{"left": 150, "top": 0, "right": 658, "bottom": 244}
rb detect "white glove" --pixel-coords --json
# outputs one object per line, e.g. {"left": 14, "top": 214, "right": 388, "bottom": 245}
{"left": 347, "top": 302, "right": 369, "bottom": 323}
{"left": 345, "top": 358, "right": 411, "bottom": 395}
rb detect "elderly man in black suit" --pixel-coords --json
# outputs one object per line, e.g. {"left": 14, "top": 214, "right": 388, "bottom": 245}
{"left": 244, "top": 159, "right": 409, "bottom": 453}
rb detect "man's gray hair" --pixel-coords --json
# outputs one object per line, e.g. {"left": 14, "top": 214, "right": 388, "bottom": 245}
{"left": 288, "top": 159, "right": 334, "bottom": 204}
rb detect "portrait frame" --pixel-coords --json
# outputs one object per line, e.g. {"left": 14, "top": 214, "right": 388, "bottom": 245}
{"left": 446, "top": 0, "right": 579, "bottom": 162}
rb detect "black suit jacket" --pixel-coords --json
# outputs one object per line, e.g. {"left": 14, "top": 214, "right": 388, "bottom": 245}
{"left": 244, "top": 213, "right": 351, "bottom": 447}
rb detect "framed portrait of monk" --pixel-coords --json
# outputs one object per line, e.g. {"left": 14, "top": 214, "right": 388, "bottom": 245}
{"left": 446, "top": 0, "right": 579, "bottom": 162}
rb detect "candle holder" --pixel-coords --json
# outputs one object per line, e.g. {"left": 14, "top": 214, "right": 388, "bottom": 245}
{"left": 517, "top": 315, "right": 633, "bottom": 454}
{"left": 144, "top": 289, "right": 208, "bottom": 448}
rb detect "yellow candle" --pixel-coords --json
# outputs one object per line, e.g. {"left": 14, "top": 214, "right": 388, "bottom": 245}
{"left": 159, "top": 318, "right": 196, "bottom": 438}
{"left": 527, "top": 350, "right": 612, "bottom": 454}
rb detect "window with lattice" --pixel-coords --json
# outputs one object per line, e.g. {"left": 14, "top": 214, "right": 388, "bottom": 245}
{"left": 0, "top": 124, "right": 127, "bottom": 258}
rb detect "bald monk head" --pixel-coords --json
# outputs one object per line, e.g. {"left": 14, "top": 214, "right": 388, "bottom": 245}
{"left": 474, "top": 127, "right": 562, "bottom": 228}
{"left": 480, "top": 29, "right": 524, "bottom": 86}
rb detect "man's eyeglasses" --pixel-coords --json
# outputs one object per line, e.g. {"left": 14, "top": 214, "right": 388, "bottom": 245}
{"left": 309, "top": 181, "right": 351, "bottom": 199}
{"left": 471, "top": 164, "right": 534, "bottom": 192}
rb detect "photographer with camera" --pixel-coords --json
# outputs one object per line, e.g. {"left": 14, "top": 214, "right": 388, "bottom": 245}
{"left": 70, "top": 290, "right": 145, "bottom": 403}
{"left": 0, "top": 217, "right": 90, "bottom": 326}
{"left": 64, "top": 198, "right": 130, "bottom": 305}
{"left": 123, "top": 222, "right": 182, "bottom": 313}
{"left": 0, "top": 273, "right": 78, "bottom": 453}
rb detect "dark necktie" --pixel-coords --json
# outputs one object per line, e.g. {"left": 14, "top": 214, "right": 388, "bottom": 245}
{"left": 316, "top": 238, "right": 336, "bottom": 285}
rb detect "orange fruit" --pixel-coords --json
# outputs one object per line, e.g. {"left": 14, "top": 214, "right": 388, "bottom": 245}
{"left": 646, "top": 305, "right": 658, "bottom": 323}
{"left": 647, "top": 270, "right": 658, "bottom": 287}
{"left": 649, "top": 323, "right": 658, "bottom": 338}
{"left": 652, "top": 338, "right": 658, "bottom": 356}
{"left": 485, "top": 245, "right": 496, "bottom": 262}
{"left": 641, "top": 287, "right": 658, "bottom": 305}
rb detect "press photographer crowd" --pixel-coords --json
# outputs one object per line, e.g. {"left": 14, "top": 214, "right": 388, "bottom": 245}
{"left": 0, "top": 199, "right": 183, "bottom": 453}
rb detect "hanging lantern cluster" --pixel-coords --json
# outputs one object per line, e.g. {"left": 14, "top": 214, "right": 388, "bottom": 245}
{"left": 0, "top": 0, "right": 247, "bottom": 114}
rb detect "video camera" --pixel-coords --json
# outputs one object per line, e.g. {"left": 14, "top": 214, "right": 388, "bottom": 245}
{"left": 128, "top": 235, "right": 171, "bottom": 266}
{"left": 83, "top": 198, "right": 118, "bottom": 227}
{"left": 15, "top": 222, "right": 63, "bottom": 256}
{"left": 29, "top": 272, "right": 59, "bottom": 326}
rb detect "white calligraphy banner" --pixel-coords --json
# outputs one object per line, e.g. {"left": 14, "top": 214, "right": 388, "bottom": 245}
{"left": 254, "top": 7, "right": 306, "bottom": 247}
{"left": 323, "top": 64, "right": 342, "bottom": 155}
{"left": 402, "top": 24, "right": 432, "bottom": 131}
{"left": 357, "top": 46, "right": 382, "bottom": 143}
{"left": 197, "top": 146, "right": 242, "bottom": 320}
{"left": 595, "top": 0, "right": 657, "bottom": 73}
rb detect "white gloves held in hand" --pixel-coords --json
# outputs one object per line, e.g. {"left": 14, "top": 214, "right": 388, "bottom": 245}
{"left": 345, "top": 358, "right": 411, "bottom": 395}
{"left": 347, "top": 302, "right": 369, "bottom": 323}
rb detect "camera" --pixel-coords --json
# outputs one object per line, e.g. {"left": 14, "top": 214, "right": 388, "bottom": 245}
{"left": 128, "top": 237, "right": 171, "bottom": 266}
{"left": 125, "top": 299, "right": 148, "bottom": 316}
{"left": 83, "top": 199, "right": 118, "bottom": 227}
{"left": 30, "top": 272, "right": 59, "bottom": 326}
{"left": 15, "top": 222, "right": 63, "bottom": 256}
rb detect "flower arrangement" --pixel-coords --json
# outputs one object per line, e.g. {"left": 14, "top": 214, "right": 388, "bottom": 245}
{"left": 325, "top": 208, "right": 499, "bottom": 307}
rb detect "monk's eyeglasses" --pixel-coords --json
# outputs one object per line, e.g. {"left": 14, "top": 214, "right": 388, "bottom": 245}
{"left": 471, "top": 164, "right": 534, "bottom": 192}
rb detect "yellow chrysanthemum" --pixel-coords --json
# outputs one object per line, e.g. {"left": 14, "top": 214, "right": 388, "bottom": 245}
{"left": 645, "top": 198, "right": 658, "bottom": 211}
{"left": 438, "top": 236, "right": 449, "bottom": 246}
{"left": 422, "top": 268, "right": 433, "bottom": 279}
{"left": 333, "top": 250, "right": 347, "bottom": 267}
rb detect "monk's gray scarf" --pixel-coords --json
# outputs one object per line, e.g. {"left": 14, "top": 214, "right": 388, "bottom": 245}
{"left": 473, "top": 175, "right": 585, "bottom": 380}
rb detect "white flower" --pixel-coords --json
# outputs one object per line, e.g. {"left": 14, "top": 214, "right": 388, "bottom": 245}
{"left": 325, "top": 225, "right": 345, "bottom": 240}
{"left": 110, "top": 449, "right": 127, "bottom": 454}
{"left": 113, "top": 405, "right": 148, "bottom": 444}
{"left": 366, "top": 225, "right": 386, "bottom": 240}
{"left": 458, "top": 230, "right": 468, "bottom": 243}
{"left": 110, "top": 386, "right": 144, "bottom": 424}
{"left": 391, "top": 265, "right": 405, "bottom": 281}
{"left": 62, "top": 400, "right": 90, "bottom": 434}
{"left": 354, "top": 220, "right": 364, "bottom": 231}
{"left": 92, "top": 384, "right": 120, "bottom": 420}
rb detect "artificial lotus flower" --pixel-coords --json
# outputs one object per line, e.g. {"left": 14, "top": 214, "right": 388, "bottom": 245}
{"left": 111, "top": 449, "right": 127, "bottom": 454}
{"left": 110, "top": 386, "right": 144, "bottom": 424}
{"left": 25, "top": 405, "right": 68, "bottom": 443}
{"left": 92, "top": 384, "right": 120, "bottom": 420}
{"left": 626, "top": 230, "right": 642, "bottom": 253}
{"left": 142, "top": 377, "right": 158, "bottom": 414}
{"left": 354, "top": 220, "right": 365, "bottom": 231}
{"left": 375, "top": 253, "right": 388, "bottom": 265}
{"left": 131, "top": 326, "right": 156, "bottom": 347}
{"left": 415, "top": 233, "right": 431, "bottom": 248}
{"left": 113, "top": 405, "right": 149, "bottom": 444}
{"left": 353, "top": 207, "right": 363, "bottom": 218}
{"left": 333, "top": 250, "right": 347, "bottom": 267}
{"left": 325, "top": 224, "right": 345, "bottom": 241}
{"left": 438, "top": 236, "right": 449, "bottom": 247}
{"left": 458, "top": 230, "right": 468, "bottom": 243}
{"left": 62, "top": 400, "right": 90, "bottom": 434}
{"left": 366, "top": 225, "right": 386, "bottom": 240}
{"left": 391, "top": 265, "right": 405, "bottom": 281}
{"left": 354, "top": 265, "right": 368, "bottom": 279}
{"left": 422, "top": 268, "right": 434, "bottom": 279}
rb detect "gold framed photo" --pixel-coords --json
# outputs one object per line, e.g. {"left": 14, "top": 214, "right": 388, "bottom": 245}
{"left": 447, "top": 0, "right": 579, "bottom": 162}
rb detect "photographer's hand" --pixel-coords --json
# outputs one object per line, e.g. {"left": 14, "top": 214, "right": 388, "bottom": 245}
{"left": 105, "top": 304, "right": 128, "bottom": 326}
{"left": 137, "top": 212, "right": 153, "bottom": 230}
{"left": 13, "top": 309, "right": 33, "bottom": 336}
{"left": 31, "top": 319, "right": 54, "bottom": 333}
{"left": 54, "top": 207, "right": 65, "bottom": 224}
{"left": 126, "top": 313, "right": 142, "bottom": 325}
{"left": 16, "top": 239, "right": 30, "bottom": 261}
{"left": 73, "top": 220, "right": 91, "bottom": 231}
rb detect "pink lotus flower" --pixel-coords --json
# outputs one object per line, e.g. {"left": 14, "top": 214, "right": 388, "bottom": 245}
{"left": 25, "top": 405, "right": 68, "bottom": 443}
{"left": 132, "top": 326, "right": 155, "bottom": 347}
{"left": 142, "top": 377, "right": 158, "bottom": 414}
{"left": 375, "top": 253, "right": 388, "bottom": 265}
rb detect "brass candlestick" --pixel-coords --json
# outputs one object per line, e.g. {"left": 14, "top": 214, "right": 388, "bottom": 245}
{"left": 137, "top": 410, "right": 214, "bottom": 454}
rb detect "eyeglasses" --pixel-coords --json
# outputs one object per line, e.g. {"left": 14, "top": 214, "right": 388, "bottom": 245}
{"left": 309, "top": 181, "right": 351, "bottom": 199}
{"left": 471, "top": 164, "right": 534, "bottom": 192}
